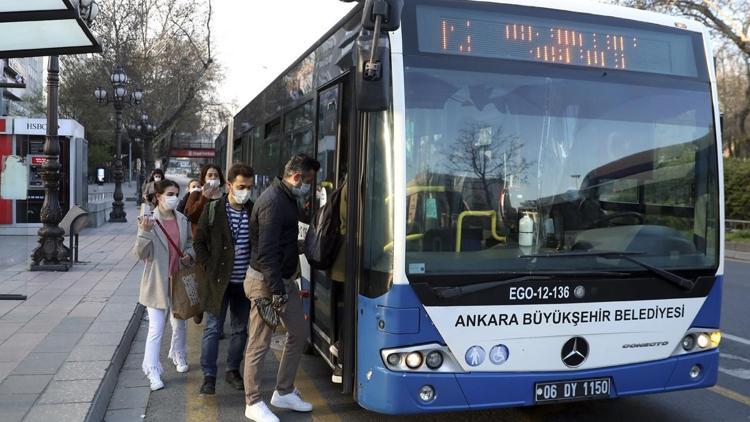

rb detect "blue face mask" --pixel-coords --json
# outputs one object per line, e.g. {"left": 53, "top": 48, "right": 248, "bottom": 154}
{"left": 292, "top": 182, "right": 311, "bottom": 198}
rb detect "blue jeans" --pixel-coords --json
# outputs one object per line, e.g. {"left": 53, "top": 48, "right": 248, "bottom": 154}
{"left": 200, "top": 283, "right": 250, "bottom": 377}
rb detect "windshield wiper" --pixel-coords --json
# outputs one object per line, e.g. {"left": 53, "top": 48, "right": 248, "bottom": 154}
{"left": 430, "top": 271, "right": 630, "bottom": 299}
{"left": 433, "top": 275, "right": 552, "bottom": 299}
{"left": 520, "top": 251, "right": 695, "bottom": 290}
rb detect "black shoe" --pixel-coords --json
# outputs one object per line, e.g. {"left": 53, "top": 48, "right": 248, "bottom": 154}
{"left": 193, "top": 313, "right": 203, "bottom": 325}
{"left": 219, "top": 332, "right": 226, "bottom": 340}
{"left": 331, "top": 365, "right": 342, "bottom": 384}
{"left": 225, "top": 370, "right": 244, "bottom": 391}
{"left": 200, "top": 375, "right": 216, "bottom": 395}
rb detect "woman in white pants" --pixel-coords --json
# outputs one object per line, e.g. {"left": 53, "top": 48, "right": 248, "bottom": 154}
{"left": 134, "top": 179, "right": 195, "bottom": 390}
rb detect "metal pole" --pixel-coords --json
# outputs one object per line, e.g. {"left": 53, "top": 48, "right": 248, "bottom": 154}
{"left": 30, "top": 56, "right": 70, "bottom": 272}
{"left": 128, "top": 140, "right": 132, "bottom": 184}
{"left": 109, "top": 102, "right": 126, "bottom": 222}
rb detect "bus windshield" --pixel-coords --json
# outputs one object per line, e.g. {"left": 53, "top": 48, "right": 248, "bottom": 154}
{"left": 403, "top": 63, "right": 719, "bottom": 276}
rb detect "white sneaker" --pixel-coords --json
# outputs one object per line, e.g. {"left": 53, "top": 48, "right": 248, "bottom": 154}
{"left": 147, "top": 373, "right": 164, "bottom": 391}
{"left": 173, "top": 356, "right": 188, "bottom": 373}
{"left": 245, "top": 401, "right": 279, "bottom": 422}
{"left": 270, "top": 389, "right": 313, "bottom": 412}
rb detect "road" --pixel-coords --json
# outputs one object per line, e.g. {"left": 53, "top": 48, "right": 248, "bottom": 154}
{"left": 144, "top": 259, "right": 750, "bottom": 421}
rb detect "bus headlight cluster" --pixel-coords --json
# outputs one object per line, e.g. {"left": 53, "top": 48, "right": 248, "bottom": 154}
{"left": 381, "top": 344, "right": 463, "bottom": 373}
{"left": 680, "top": 330, "right": 721, "bottom": 352}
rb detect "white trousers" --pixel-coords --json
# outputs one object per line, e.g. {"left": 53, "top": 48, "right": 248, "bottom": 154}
{"left": 142, "top": 307, "right": 187, "bottom": 376}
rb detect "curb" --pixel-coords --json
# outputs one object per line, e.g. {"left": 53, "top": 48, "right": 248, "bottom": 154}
{"left": 86, "top": 303, "right": 145, "bottom": 422}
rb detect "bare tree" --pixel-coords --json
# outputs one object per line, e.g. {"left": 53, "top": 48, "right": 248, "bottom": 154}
{"left": 445, "top": 121, "right": 532, "bottom": 208}
{"left": 59, "top": 0, "right": 231, "bottom": 174}
{"left": 612, "top": 0, "right": 750, "bottom": 156}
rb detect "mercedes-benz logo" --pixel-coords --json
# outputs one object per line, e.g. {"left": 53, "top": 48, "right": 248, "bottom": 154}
{"left": 561, "top": 337, "right": 589, "bottom": 368}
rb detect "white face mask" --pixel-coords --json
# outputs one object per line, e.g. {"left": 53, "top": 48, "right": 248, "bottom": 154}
{"left": 233, "top": 188, "right": 251, "bottom": 205}
{"left": 162, "top": 195, "right": 179, "bottom": 210}
{"left": 153, "top": 176, "right": 162, "bottom": 182}
{"left": 206, "top": 179, "right": 220, "bottom": 188}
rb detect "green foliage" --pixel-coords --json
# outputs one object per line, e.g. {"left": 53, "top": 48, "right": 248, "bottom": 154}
{"left": 726, "top": 230, "right": 750, "bottom": 242}
{"left": 723, "top": 158, "right": 750, "bottom": 220}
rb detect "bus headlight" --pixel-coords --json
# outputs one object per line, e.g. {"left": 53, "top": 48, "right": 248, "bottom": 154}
{"left": 696, "top": 333, "right": 710, "bottom": 349}
{"left": 405, "top": 352, "right": 423, "bottom": 369}
{"left": 710, "top": 331, "right": 721, "bottom": 348}
{"left": 681, "top": 335, "right": 696, "bottom": 351}
{"left": 386, "top": 353, "right": 401, "bottom": 366}
{"left": 425, "top": 351, "right": 443, "bottom": 369}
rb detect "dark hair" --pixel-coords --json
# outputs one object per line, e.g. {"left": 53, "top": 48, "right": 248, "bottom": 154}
{"left": 284, "top": 153, "right": 320, "bottom": 177}
{"left": 154, "top": 179, "right": 180, "bottom": 196}
{"left": 149, "top": 168, "right": 165, "bottom": 182}
{"left": 187, "top": 178, "right": 201, "bottom": 188}
{"left": 199, "top": 163, "right": 225, "bottom": 186}
{"left": 227, "top": 163, "right": 254, "bottom": 182}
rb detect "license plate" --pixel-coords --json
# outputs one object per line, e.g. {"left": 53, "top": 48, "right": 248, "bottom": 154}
{"left": 534, "top": 377, "right": 611, "bottom": 403}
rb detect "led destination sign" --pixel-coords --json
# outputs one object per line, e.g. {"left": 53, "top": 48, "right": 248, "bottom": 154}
{"left": 417, "top": 5, "right": 701, "bottom": 77}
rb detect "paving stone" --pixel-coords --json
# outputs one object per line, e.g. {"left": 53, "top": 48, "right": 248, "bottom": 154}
{"left": 55, "top": 361, "right": 110, "bottom": 381}
{"left": 12, "top": 352, "right": 67, "bottom": 375}
{"left": 68, "top": 301, "right": 106, "bottom": 318}
{"left": 16, "top": 320, "right": 60, "bottom": 334}
{"left": 78, "top": 331, "right": 124, "bottom": 346}
{"left": 0, "top": 374, "right": 52, "bottom": 394}
{"left": 0, "top": 361, "right": 18, "bottom": 382}
{"left": 38, "top": 379, "right": 100, "bottom": 404}
{"left": 116, "top": 369, "right": 148, "bottom": 388}
{"left": 106, "top": 386, "right": 150, "bottom": 410}
{"left": 123, "top": 353, "right": 145, "bottom": 370}
{"left": 0, "top": 322, "right": 23, "bottom": 341}
{"left": 67, "top": 344, "right": 117, "bottom": 362}
{"left": 33, "top": 333, "right": 84, "bottom": 353}
{"left": 23, "top": 402, "right": 89, "bottom": 422}
{"left": 96, "top": 304, "right": 137, "bottom": 322}
{"left": 0, "top": 333, "right": 46, "bottom": 362}
{"left": 88, "top": 320, "right": 129, "bottom": 333}
{"left": 0, "top": 306, "right": 43, "bottom": 324}
{"left": 54, "top": 317, "right": 95, "bottom": 334}
{"left": 104, "top": 407, "right": 147, "bottom": 422}
{"left": 0, "top": 393, "right": 38, "bottom": 422}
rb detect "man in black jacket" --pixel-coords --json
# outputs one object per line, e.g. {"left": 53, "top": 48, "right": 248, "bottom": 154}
{"left": 243, "top": 154, "right": 319, "bottom": 422}
{"left": 194, "top": 163, "right": 254, "bottom": 395}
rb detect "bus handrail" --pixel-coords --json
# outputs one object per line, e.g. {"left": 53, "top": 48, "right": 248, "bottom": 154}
{"left": 383, "top": 233, "right": 424, "bottom": 253}
{"left": 456, "top": 211, "right": 506, "bottom": 252}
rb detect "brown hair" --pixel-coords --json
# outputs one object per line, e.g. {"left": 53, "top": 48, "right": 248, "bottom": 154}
{"left": 227, "top": 163, "right": 254, "bottom": 182}
{"left": 199, "top": 163, "right": 225, "bottom": 186}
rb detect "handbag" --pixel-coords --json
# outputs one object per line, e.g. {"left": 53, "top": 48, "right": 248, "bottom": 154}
{"left": 154, "top": 219, "right": 205, "bottom": 320}
{"left": 254, "top": 297, "right": 280, "bottom": 330}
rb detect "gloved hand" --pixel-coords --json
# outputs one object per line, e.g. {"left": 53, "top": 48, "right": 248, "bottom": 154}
{"left": 272, "top": 293, "right": 288, "bottom": 311}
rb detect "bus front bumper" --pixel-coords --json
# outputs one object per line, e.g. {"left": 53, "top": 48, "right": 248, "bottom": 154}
{"left": 356, "top": 349, "right": 718, "bottom": 414}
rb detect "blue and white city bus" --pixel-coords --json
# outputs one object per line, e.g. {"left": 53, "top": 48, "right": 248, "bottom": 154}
{"left": 218, "top": 0, "right": 723, "bottom": 414}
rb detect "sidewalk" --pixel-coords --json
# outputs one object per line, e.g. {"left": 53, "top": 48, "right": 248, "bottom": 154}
{"left": 0, "top": 201, "right": 144, "bottom": 422}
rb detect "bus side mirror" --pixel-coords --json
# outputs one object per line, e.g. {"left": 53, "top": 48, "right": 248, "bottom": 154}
{"left": 355, "top": 31, "right": 391, "bottom": 112}
{"left": 354, "top": 0, "right": 403, "bottom": 112}
{"left": 361, "top": 0, "right": 404, "bottom": 32}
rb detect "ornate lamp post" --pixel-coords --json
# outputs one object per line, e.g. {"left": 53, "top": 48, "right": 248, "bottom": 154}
{"left": 29, "top": 0, "right": 100, "bottom": 272}
{"left": 94, "top": 69, "right": 143, "bottom": 222}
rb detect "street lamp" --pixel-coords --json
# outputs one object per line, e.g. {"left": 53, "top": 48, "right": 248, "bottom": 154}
{"left": 23, "top": 0, "right": 102, "bottom": 273}
{"left": 94, "top": 68, "right": 143, "bottom": 222}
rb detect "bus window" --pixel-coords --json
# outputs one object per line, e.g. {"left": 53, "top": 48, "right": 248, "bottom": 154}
{"left": 316, "top": 85, "right": 340, "bottom": 208}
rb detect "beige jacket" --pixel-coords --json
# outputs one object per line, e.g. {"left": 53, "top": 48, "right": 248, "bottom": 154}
{"left": 133, "top": 208, "right": 195, "bottom": 309}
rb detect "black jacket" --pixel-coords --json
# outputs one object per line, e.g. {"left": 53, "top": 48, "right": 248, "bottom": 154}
{"left": 250, "top": 178, "right": 300, "bottom": 294}
{"left": 194, "top": 196, "right": 253, "bottom": 314}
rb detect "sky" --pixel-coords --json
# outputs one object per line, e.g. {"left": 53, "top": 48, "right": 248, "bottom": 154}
{"left": 212, "top": 1, "right": 357, "bottom": 115}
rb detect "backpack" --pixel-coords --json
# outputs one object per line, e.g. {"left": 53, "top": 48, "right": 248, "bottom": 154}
{"left": 304, "top": 184, "right": 345, "bottom": 270}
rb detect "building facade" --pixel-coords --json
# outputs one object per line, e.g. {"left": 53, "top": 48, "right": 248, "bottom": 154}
{"left": 1, "top": 57, "right": 45, "bottom": 117}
